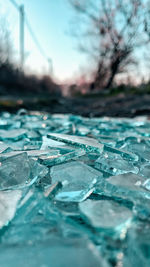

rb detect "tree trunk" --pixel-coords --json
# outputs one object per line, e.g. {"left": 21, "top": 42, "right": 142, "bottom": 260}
{"left": 105, "top": 58, "right": 120, "bottom": 89}
{"left": 90, "top": 61, "right": 108, "bottom": 90}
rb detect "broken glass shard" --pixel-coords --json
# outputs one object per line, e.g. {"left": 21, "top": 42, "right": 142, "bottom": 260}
{"left": 0, "top": 237, "right": 109, "bottom": 267}
{"left": 104, "top": 145, "right": 138, "bottom": 161}
{"left": 95, "top": 173, "right": 150, "bottom": 200}
{"left": 139, "top": 164, "right": 150, "bottom": 178}
{"left": 0, "top": 190, "right": 22, "bottom": 229}
{"left": 95, "top": 151, "right": 138, "bottom": 175}
{"left": 41, "top": 136, "right": 67, "bottom": 150}
{"left": 50, "top": 161, "right": 102, "bottom": 202}
{"left": 0, "top": 142, "right": 12, "bottom": 153}
{"left": 0, "top": 152, "right": 31, "bottom": 190}
{"left": 47, "top": 133, "right": 104, "bottom": 153}
{"left": 39, "top": 148, "right": 85, "bottom": 166}
{"left": 0, "top": 129, "right": 27, "bottom": 141}
{"left": 123, "top": 223, "right": 150, "bottom": 267}
{"left": 79, "top": 199, "right": 132, "bottom": 238}
{"left": 120, "top": 142, "right": 150, "bottom": 161}
{"left": 0, "top": 152, "right": 48, "bottom": 190}
{"left": 44, "top": 182, "right": 62, "bottom": 198}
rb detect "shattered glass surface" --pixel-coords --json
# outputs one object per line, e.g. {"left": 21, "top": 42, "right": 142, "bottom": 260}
{"left": 0, "top": 110, "right": 150, "bottom": 266}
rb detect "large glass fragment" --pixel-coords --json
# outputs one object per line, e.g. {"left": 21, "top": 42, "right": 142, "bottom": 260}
{"left": 0, "top": 153, "right": 30, "bottom": 190}
{"left": 47, "top": 133, "right": 104, "bottom": 153}
{"left": 0, "top": 238, "right": 109, "bottom": 267}
{"left": 0, "top": 152, "right": 48, "bottom": 190}
{"left": 95, "top": 151, "right": 138, "bottom": 175}
{"left": 0, "top": 142, "right": 12, "bottom": 153}
{"left": 0, "top": 190, "right": 22, "bottom": 229}
{"left": 39, "top": 148, "right": 85, "bottom": 166}
{"left": 79, "top": 199, "right": 132, "bottom": 238}
{"left": 123, "top": 223, "right": 150, "bottom": 267}
{"left": 0, "top": 129, "right": 27, "bottom": 141}
{"left": 95, "top": 172, "right": 150, "bottom": 200}
{"left": 50, "top": 161, "right": 102, "bottom": 202}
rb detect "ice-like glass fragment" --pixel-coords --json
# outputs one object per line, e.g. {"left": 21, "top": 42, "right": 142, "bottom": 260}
{"left": 95, "top": 173, "right": 150, "bottom": 200}
{"left": 0, "top": 142, "right": 12, "bottom": 153}
{"left": 41, "top": 136, "right": 68, "bottom": 150}
{"left": 79, "top": 199, "right": 132, "bottom": 237}
{"left": 121, "top": 142, "right": 150, "bottom": 161}
{"left": 39, "top": 148, "right": 85, "bottom": 166}
{"left": 0, "top": 153, "right": 48, "bottom": 190}
{"left": 104, "top": 145, "right": 138, "bottom": 161}
{"left": 0, "top": 190, "right": 22, "bottom": 229}
{"left": 0, "top": 238, "right": 109, "bottom": 267}
{"left": 0, "top": 129, "right": 27, "bottom": 141}
{"left": 47, "top": 133, "right": 104, "bottom": 153}
{"left": 123, "top": 223, "right": 150, "bottom": 267}
{"left": 95, "top": 151, "right": 138, "bottom": 175}
{"left": 50, "top": 161, "right": 102, "bottom": 202}
{"left": 44, "top": 182, "right": 62, "bottom": 198}
{"left": 0, "top": 152, "right": 31, "bottom": 190}
{"left": 139, "top": 164, "right": 150, "bottom": 178}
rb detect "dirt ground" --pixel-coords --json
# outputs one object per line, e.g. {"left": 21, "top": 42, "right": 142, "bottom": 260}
{"left": 0, "top": 93, "right": 150, "bottom": 117}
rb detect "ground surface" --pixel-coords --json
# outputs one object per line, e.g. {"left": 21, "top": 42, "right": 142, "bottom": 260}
{"left": 0, "top": 92, "right": 150, "bottom": 117}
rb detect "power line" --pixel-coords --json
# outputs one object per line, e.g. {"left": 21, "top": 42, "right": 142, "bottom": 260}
{"left": 8, "top": 0, "right": 53, "bottom": 73}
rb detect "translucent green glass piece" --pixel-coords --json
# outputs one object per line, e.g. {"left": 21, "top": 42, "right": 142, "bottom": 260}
{"left": 0, "top": 129, "right": 27, "bottom": 141}
{"left": 26, "top": 149, "right": 59, "bottom": 158}
{"left": 96, "top": 135, "right": 117, "bottom": 147}
{"left": 142, "top": 179, "right": 150, "bottom": 191}
{"left": 41, "top": 136, "right": 68, "bottom": 150}
{"left": 47, "top": 133, "right": 104, "bottom": 153}
{"left": 123, "top": 223, "right": 150, "bottom": 267}
{"left": 54, "top": 200, "right": 79, "bottom": 217}
{"left": 26, "top": 130, "right": 41, "bottom": 140}
{"left": 23, "top": 120, "right": 52, "bottom": 130}
{"left": 76, "top": 126, "right": 90, "bottom": 135}
{"left": 121, "top": 142, "right": 150, "bottom": 161}
{"left": 139, "top": 164, "right": 150, "bottom": 178}
{"left": 104, "top": 145, "right": 138, "bottom": 161}
{"left": 95, "top": 173, "right": 150, "bottom": 200}
{"left": 0, "top": 151, "right": 23, "bottom": 161}
{"left": 0, "top": 238, "right": 109, "bottom": 267}
{"left": 0, "top": 153, "right": 31, "bottom": 190}
{"left": 79, "top": 199, "right": 132, "bottom": 237}
{"left": 95, "top": 151, "right": 138, "bottom": 175}
{"left": 39, "top": 148, "right": 85, "bottom": 166}
{"left": 11, "top": 189, "right": 58, "bottom": 225}
{"left": 133, "top": 197, "right": 150, "bottom": 220}
{"left": 0, "top": 190, "right": 22, "bottom": 229}
{"left": 50, "top": 161, "right": 102, "bottom": 202}
{"left": 44, "top": 182, "right": 62, "bottom": 198}
{"left": 23, "top": 141, "right": 42, "bottom": 150}
{"left": 0, "top": 153, "right": 48, "bottom": 190}
{"left": 0, "top": 142, "right": 12, "bottom": 153}
{"left": 29, "top": 158, "right": 49, "bottom": 185}
{"left": 55, "top": 188, "right": 95, "bottom": 202}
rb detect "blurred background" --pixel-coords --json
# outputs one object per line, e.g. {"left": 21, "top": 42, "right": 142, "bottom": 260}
{"left": 1, "top": 0, "right": 150, "bottom": 117}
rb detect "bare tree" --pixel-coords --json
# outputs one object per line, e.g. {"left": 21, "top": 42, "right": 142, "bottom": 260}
{"left": 69, "top": 0, "right": 148, "bottom": 89}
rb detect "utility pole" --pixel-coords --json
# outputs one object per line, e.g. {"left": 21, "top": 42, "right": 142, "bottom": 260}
{"left": 20, "top": 5, "right": 25, "bottom": 70}
{"left": 48, "top": 58, "right": 53, "bottom": 76}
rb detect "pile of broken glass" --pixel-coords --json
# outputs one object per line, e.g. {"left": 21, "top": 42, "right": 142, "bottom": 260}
{"left": 0, "top": 109, "right": 150, "bottom": 267}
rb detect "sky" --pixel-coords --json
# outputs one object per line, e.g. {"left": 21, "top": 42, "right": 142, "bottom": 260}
{"left": 0, "top": 0, "right": 87, "bottom": 82}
